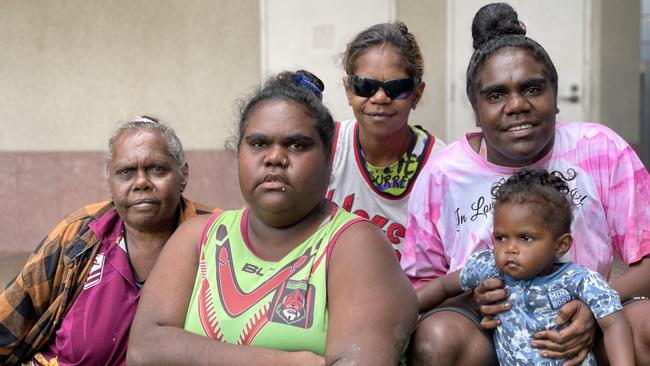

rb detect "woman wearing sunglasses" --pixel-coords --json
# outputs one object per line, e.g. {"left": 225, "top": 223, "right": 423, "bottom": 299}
{"left": 327, "top": 22, "right": 445, "bottom": 261}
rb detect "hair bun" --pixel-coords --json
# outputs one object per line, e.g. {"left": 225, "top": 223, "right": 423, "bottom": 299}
{"left": 471, "top": 2, "right": 526, "bottom": 50}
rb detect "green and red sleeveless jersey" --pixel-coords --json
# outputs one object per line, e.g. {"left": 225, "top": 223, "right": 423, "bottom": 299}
{"left": 183, "top": 207, "right": 364, "bottom": 355}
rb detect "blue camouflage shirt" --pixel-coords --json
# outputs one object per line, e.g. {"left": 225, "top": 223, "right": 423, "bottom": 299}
{"left": 460, "top": 250, "right": 621, "bottom": 366}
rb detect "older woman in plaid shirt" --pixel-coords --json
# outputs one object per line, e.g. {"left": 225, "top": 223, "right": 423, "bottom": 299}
{"left": 0, "top": 116, "right": 216, "bottom": 365}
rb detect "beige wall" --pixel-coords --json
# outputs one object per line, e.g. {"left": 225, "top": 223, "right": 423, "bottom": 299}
{"left": 593, "top": 0, "right": 642, "bottom": 145}
{"left": 0, "top": 0, "right": 643, "bottom": 254}
{"left": 396, "top": 0, "right": 448, "bottom": 139}
{"left": 0, "top": 150, "right": 242, "bottom": 253}
{"left": 0, "top": 0, "right": 260, "bottom": 151}
{"left": 0, "top": 1, "right": 258, "bottom": 253}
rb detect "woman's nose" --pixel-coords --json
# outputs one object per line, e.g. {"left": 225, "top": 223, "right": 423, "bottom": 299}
{"left": 264, "top": 146, "right": 289, "bottom": 167}
{"left": 504, "top": 94, "right": 530, "bottom": 114}
{"left": 132, "top": 170, "right": 152, "bottom": 190}
{"left": 368, "top": 87, "right": 392, "bottom": 104}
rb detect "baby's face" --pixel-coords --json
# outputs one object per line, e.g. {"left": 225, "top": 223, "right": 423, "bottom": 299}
{"left": 492, "top": 203, "right": 559, "bottom": 280}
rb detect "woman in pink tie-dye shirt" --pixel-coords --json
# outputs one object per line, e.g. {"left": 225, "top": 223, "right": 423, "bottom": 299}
{"left": 402, "top": 3, "right": 650, "bottom": 365}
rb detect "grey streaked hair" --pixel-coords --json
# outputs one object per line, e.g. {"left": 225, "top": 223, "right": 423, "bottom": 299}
{"left": 104, "top": 116, "right": 186, "bottom": 177}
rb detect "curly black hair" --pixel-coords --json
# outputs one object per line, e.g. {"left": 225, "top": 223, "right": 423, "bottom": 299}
{"left": 491, "top": 168, "right": 573, "bottom": 236}
{"left": 227, "top": 70, "right": 334, "bottom": 161}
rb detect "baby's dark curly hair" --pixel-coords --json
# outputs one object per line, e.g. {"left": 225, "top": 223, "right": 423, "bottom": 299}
{"left": 491, "top": 168, "right": 573, "bottom": 237}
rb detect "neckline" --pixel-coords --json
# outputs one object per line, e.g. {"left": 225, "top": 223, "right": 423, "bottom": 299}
{"left": 352, "top": 122, "right": 432, "bottom": 199}
{"left": 503, "top": 262, "right": 571, "bottom": 286}
{"left": 121, "top": 234, "right": 145, "bottom": 288}
{"left": 240, "top": 204, "right": 336, "bottom": 263}
{"left": 357, "top": 125, "right": 416, "bottom": 168}
{"left": 460, "top": 131, "right": 555, "bottom": 174}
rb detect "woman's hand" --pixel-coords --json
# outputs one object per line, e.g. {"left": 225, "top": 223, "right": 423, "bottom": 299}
{"left": 473, "top": 278, "right": 511, "bottom": 329}
{"left": 531, "top": 300, "right": 596, "bottom": 366}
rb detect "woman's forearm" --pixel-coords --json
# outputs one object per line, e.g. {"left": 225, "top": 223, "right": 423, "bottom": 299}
{"left": 599, "top": 313, "right": 635, "bottom": 366}
{"left": 610, "top": 257, "right": 650, "bottom": 300}
{"left": 127, "top": 324, "right": 322, "bottom": 366}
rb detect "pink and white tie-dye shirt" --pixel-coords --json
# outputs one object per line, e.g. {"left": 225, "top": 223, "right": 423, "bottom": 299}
{"left": 402, "top": 122, "right": 650, "bottom": 288}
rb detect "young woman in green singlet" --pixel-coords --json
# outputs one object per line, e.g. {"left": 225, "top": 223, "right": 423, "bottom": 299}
{"left": 127, "top": 70, "right": 418, "bottom": 366}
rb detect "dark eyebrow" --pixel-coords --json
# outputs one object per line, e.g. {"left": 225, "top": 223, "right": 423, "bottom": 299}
{"left": 479, "top": 77, "right": 548, "bottom": 95}
{"left": 283, "top": 134, "right": 315, "bottom": 145}
{"left": 244, "top": 133, "right": 267, "bottom": 142}
{"left": 520, "top": 78, "right": 547, "bottom": 89}
{"left": 147, "top": 159, "right": 172, "bottom": 167}
{"left": 244, "top": 133, "right": 316, "bottom": 145}
{"left": 479, "top": 84, "right": 507, "bottom": 96}
{"left": 113, "top": 164, "right": 134, "bottom": 172}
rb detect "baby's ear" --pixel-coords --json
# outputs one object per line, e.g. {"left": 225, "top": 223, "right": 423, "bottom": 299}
{"left": 555, "top": 233, "right": 573, "bottom": 258}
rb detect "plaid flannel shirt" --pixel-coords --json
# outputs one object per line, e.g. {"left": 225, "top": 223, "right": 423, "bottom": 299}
{"left": 0, "top": 197, "right": 215, "bottom": 365}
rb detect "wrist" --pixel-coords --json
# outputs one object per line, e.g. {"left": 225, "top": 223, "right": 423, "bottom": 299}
{"left": 622, "top": 296, "right": 649, "bottom": 306}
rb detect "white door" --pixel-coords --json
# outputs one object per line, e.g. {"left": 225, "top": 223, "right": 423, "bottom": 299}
{"left": 261, "top": 0, "right": 395, "bottom": 121}
{"left": 447, "top": 0, "right": 590, "bottom": 142}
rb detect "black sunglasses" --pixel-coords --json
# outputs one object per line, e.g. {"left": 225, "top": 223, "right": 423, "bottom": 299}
{"left": 347, "top": 75, "right": 419, "bottom": 100}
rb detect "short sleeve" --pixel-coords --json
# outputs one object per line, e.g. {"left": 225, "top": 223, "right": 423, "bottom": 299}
{"left": 401, "top": 163, "right": 449, "bottom": 288}
{"left": 607, "top": 147, "right": 650, "bottom": 264}
{"left": 459, "top": 250, "right": 499, "bottom": 292}
{"left": 574, "top": 268, "right": 622, "bottom": 319}
{"left": 583, "top": 126, "right": 650, "bottom": 264}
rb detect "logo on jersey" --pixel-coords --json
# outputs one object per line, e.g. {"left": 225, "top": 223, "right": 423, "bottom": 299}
{"left": 241, "top": 262, "right": 265, "bottom": 276}
{"left": 83, "top": 253, "right": 105, "bottom": 290}
{"left": 547, "top": 288, "right": 572, "bottom": 310}
{"left": 216, "top": 239, "right": 314, "bottom": 317}
{"left": 270, "top": 280, "right": 314, "bottom": 327}
{"left": 198, "top": 223, "right": 326, "bottom": 343}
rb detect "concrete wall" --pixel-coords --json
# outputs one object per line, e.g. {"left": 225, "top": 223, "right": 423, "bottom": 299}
{"left": 396, "top": 0, "right": 448, "bottom": 140}
{"left": 593, "top": 0, "right": 642, "bottom": 145}
{"left": 0, "top": 0, "right": 642, "bottom": 254}
{"left": 0, "top": 0, "right": 259, "bottom": 151}
{"left": 0, "top": 150, "right": 242, "bottom": 253}
{"left": 0, "top": 0, "right": 258, "bottom": 253}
